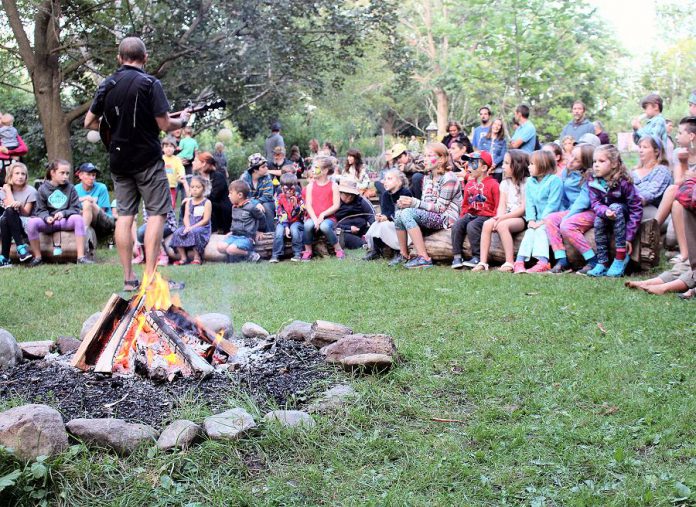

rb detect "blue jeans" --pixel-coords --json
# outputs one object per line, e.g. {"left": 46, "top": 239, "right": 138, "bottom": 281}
{"left": 273, "top": 222, "right": 304, "bottom": 258}
{"left": 303, "top": 218, "right": 338, "bottom": 246}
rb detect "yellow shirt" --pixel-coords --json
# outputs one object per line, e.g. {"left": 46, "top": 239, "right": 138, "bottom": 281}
{"left": 163, "top": 154, "right": 185, "bottom": 188}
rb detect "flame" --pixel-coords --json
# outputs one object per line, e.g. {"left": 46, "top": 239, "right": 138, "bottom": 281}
{"left": 214, "top": 330, "right": 224, "bottom": 345}
{"left": 139, "top": 272, "right": 173, "bottom": 311}
{"left": 163, "top": 352, "right": 180, "bottom": 365}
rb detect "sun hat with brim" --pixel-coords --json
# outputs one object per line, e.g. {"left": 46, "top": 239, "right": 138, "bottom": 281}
{"left": 338, "top": 178, "right": 360, "bottom": 195}
{"left": 574, "top": 133, "right": 601, "bottom": 148}
{"left": 389, "top": 143, "right": 408, "bottom": 160}
{"left": 247, "top": 153, "right": 267, "bottom": 169}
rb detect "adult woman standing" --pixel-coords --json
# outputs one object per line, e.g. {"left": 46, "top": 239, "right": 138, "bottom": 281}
{"left": 0, "top": 162, "right": 36, "bottom": 266}
{"left": 193, "top": 152, "right": 232, "bottom": 233}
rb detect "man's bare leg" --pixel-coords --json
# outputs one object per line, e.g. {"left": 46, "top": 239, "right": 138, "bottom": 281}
{"left": 115, "top": 215, "right": 136, "bottom": 283}
{"left": 143, "top": 214, "right": 166, "bottom": 282}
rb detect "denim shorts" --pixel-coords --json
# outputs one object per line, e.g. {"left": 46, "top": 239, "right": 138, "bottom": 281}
{"left": 223, "top": 234, "right": 254, "bottom": 251}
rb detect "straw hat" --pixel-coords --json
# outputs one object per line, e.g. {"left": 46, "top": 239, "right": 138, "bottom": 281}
{"left": 338, "top": 178, "right": 360, "bottom": 195}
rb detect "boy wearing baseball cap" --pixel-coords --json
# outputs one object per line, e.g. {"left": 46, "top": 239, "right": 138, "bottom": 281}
{"left": 451, "top": 151, "right": 500, "bottom": 269}
{"left": 75, "top": 162, "right": 115, "bottom": 239}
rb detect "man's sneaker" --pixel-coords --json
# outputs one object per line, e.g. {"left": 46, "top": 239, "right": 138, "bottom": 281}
{"left": 0, "top": 256, "right": 12, "bottom": 268}
{"left": 576, "top": 264, "right": 595, "bottom": 275}
{"left": 28, "top": 257, "right": 43, "bottom": 268}
{"left": 513, "top": 261, "right": 526, "bottom": 274}
{"left": 451, "top": 256, "right": 465, "bottom": 269}
{"left": 335, "top": 249, "right": 345, "bottom": 260}
{"left": 587, "top": 263, "right": 608, "bottom": 277}
{"left": 405, "top": 255, "right": 433, "bottom": 269}
{"left": 77, "top": 256, "right": 94, "bottom": 264}
{"left": 301, "top": 251, "right": 313, "bottom": 262}
{"left": 291, "top": 255, "right": 302, "bottom": 262}
{"left": 462, "top": 256, "right": 480, "bottom": 268}
{"left": 269, "top": 257, "right": 280, "bottom": 264}
{"left": 247, "top": 252, "right": 261, "bottom": 263}
{"left": 52, "top": 245, "right": 63, "bottom": 256}
{"left": 606, "top": 257, "right": 629, "bottom": 277}
{"left": 157, "top": 251, "right": 170, "bottom": 266}
{"left": 550, "top": 262, "right": 572, "bottom": 274}
{"left": 388, "top": 253, "right": 407, "bottom": 267}
{"left": 362, "top": 250, "right": 381, "bottom": 261}
{"left": 16, "top": 244, "right": 32, "bottom": 262}
{"left": 527, "top": 261, "right": 551, "bottom": 273}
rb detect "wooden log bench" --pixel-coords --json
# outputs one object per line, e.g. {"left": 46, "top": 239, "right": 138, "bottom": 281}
{"left": 195, "top": 231, "right": 339, "bottom": 262}
{"left": 412, "top": 218, "right": 660, "bottom": 271}
{"left": 7, "top": 227, "right": 96, "bottom": 263}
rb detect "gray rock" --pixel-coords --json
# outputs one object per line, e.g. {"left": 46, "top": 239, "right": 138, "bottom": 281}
{"left": 241, "top": 322, "right": 270, "bottom": 339}
{"left": 66, "top": 418, "right": 158, "bottom": 455}
{"left": 0, "top": 404, "right": 68, "bottom": 460}
{"left": 56, "top": 336, "right": 81, "bottom": 355}
{"left": 19, "top": 340, "right": 55, "bottom": 360}
{"left": 80, "top": 312, "right": 102, "bottom": 341}
{"left": 307, "top": 384, "right": 357, "bottom": 413}
{"left": 321, "top": 334, "right": 396, "bottom": 364}
{"left": 198, "top": 313, "right": 234, "bottom": 339}
{"left": 277, "top": 321, "right": 312, "bottom": 342}
{"left": 203, "top": 408, "right": 256, "bottom": 440}
{"left": 157, "top": 420, "right": 201, "bottom": 451}
{"left": 340, "top": 353, "right": 393, "bottom": 373}
{"left": 0, "top": 329, "right": 22, "bottom": 369}
{"left": 263, "top": 410, "right": 315, "bottom": 428}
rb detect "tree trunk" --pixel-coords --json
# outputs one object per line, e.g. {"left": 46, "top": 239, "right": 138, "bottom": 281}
{"left": 434, "top": 87, "right": 449, "bottom": 138}
{"left": 34, "top": 81, "right": 73, "bottom": 163}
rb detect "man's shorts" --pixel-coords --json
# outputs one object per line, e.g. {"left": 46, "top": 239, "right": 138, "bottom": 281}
{"left": 112, "top": 159, "right": 172, "bottom": 217}
{"left": 222, "top": 234, "right": 254, "bottom": 252}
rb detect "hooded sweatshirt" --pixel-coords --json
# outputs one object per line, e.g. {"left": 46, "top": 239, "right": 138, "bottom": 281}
{"left": 34, "top": 181, "right": 81, "bottom": 220}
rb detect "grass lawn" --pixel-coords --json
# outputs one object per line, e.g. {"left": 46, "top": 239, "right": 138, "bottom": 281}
{"left": 0, "top": 250, "right": 694, "bottom": 506}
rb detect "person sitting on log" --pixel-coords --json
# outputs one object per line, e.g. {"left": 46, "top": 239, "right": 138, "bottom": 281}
{"left": 0, "top": 162, "right": 37, "bottom": 267}
{"left": 74, "top": 162, "right": 115, "bottom": 241}
{"left": 390, "top": 142, "right": 463, "bottom": 269}
{"left": 301, "top": 156, "right": 345, "bottom": 261}
{"left": 631, "top": 135, "right": 672, "bottom": 223}
{"left": 215, "top": 179, "right": 264, "bottom": 263}
{"left": 474, "top": 150, "right": 529, "bottom": 272}
{"left": 26, "top": 160, "right": 93, "bottom": 266}
{"left": 513, "top": 150, "right": 563, "bottom": 273}
{"left": 450, "top": 151, "right": 500, "bottom": 270}
{"left": 270, "top": 172, "right": 305, "bottom": 263}
{"left": 542, "top": 142, "right": 566, "bottom": 175}
{"left": 363, "top": 169, "right": 412, "bottom": 261}
{"left": 170, "top": 176, "right": 212, "bottom": 265}
{"left": 544, "top": 143, "right": 598, "bottom": 275}
{"left": 587, "top": 145, "right": 643, "bottom": 277}
{"left": 335, "top": 178, "right": 375, "bottom": 250}
{"left": 241, "top": 153, "right": 275, "bottom": 233}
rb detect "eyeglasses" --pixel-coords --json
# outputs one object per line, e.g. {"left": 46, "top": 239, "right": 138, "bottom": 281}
{"left": 281, "top": 185, "right": 296, "bottom": 192}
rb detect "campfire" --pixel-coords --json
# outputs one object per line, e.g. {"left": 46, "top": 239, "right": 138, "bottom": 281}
{"left": 71, "top": 273, "right": 238, "bottom": 381}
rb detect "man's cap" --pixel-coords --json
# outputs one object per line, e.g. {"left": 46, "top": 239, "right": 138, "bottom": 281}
{"left": 575, "top": 133, "right": 601, "bottom": 148}
{"left": 77, "top": 162, "right": 99, "bottom": 173}
{"left": 462, "top": 151, "right": 493, "bottom": 167}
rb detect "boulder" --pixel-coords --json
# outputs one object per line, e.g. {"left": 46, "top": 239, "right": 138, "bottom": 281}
{"left": 203, "top": 408, "right": 256, "bottom": 441}
{"left": 56, "top": 336, "right": 81, "bottom": 355}
{"left": 263, "top": 410, "right": 315, "bottom": 428}
{"left": 80, "top": 312, "right": 102, "bottom": 342}
{"left": 0, "top": 404, "right": 68, "bottom": 460}
{"left": 308, "top": 320, "right": 353, "bottom": 349}
{"left": 0, "top": 329, "right": 22, "bottom": 369}
{"left": 241, "top": 322, "right": 270, "bottom": 339}
{"left": 66, "top": 418, "right": 158, "bottom": 455}
{"left": 198, "top": 313, "right": 234, "bottom": 339}
{"left": 321, "top": 334, "right": 397, "bottom": 364}
{"left": 277, "top": 321, "right": 312, "bottom": 342}
{"left": 306, "top": 384, "right": 356, "bottom": 413}
{"left": 340, "top": 353, "right": 393, "bottom": 373}
{"left": 157, "top": 420, "right": 201, "bottom": 451}
{"left": 19, "top": 340, "right": 55, "bottom": 360}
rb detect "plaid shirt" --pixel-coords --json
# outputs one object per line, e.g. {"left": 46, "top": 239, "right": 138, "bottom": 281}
{"left": 411, "top": 171, "right": 462, "bottom": 226}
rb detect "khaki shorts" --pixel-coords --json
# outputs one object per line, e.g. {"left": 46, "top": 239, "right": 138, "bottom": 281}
{"left": 112, "top": 159, "right": 172, "bottom": 217}
{"left": 658, "top": 261, "right": 696, "bottom": 289}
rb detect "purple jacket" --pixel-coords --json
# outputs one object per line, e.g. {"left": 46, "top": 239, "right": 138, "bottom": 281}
{"left": 588, "top": 177, "right": 643, "bottom": 242}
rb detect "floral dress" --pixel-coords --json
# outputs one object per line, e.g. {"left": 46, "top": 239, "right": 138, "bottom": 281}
{"left": 169, "top": 198, "right": 212, "bottom": 255}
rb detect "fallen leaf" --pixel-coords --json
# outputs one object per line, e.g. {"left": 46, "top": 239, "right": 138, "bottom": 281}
{"left": 44, "top": 290, "right": 54, "bottom": 298}
{"left": 597, "top": 322, "right": 607, "bottom": 334}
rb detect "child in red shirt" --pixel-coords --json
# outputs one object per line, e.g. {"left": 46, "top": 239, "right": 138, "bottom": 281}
{"left": 451, "top": 151, "right": 500, "bottom": 268}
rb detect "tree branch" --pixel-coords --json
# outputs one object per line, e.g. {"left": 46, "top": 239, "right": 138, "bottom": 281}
{"left": 1, "top": 0, "right": 36, "bottom": 72}
{"left": 0, "top": 80, "right": 33, "bottom": 93}
{"left": 64, "top": 100, "right": 92, "bottom": 124}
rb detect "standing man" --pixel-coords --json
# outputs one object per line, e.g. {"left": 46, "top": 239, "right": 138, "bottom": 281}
{"left": 509, "top": 105, "right": 537, "bottom": 153}
{"left": 264, "top": 122, "right": 285, "bottom": 161}
{"left": 84, "top": 37, "right": 189, "bottom": 291}
{"left": 560, "top": 101, "right": 594, "bottom": 141}
{"left": 471, "top": 106, "right": 492, "bottom": 150}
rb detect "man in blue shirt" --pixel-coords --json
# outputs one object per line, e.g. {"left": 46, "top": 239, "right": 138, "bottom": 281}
{"left": 75, "top": 162, "right": 115, "bottom": 239}
{"left": 560, "top": 101, "right": 595, "bottom": 141}
{"left": 510, "top": 105, "right": 537, "bottom": 153}
{"left": 471, "top": 106, "right": 492, "bottom": 150}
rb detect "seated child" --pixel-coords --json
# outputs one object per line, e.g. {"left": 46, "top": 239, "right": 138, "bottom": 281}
{"left": 162, "top": 136, "right": 187, "bottom": 206}
{"left": 0, "top": 162, "right": 37, "bottom": 267}
{"left": 270, "top": 172, "right": 305, "bottom": 263}
{"left": 363, "top": 169, "right": 412, "bottom": 260}
{"left": 474, "top": 150, "right": 529, "bottom": 272}
{"left": 587, "top": 144, "right": 643, "bottom": 277}
{"left": 74, "top": 162, "right": 115, "bottom": 239}
{"left": 26, "top": 159, "right": 93, "bottom": 265}
{"left": 170, "top": 176, "right": 212, "bottom": 265}
{"left": 513, "top": 150, "right": 563, "bottom": 273}
{"left": 215, "top": 179, "right": 264, "bottom": 263}
{"left": 0, "top": 113, "right": 20, "bottom": 150}
{"left": 302, "top": 156, "right": 344, "bottom": 261}
{"left": 335, "top": 178, "right": 375, "bottom": 249}
{"left": 450, "top": 150, "right": 500, "bottom": 269}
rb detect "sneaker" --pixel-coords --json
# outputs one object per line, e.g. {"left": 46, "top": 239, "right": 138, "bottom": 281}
{"left": 550, "top": 262, "right": 572, "bottom": 274}
{"left": 606, "top": 258, "right": 629, "bottom": 277}
{"left": 405, "top": 255, "right": 433, "bottom": 269}
{"left": 301, "top": 251, "right": 313, "bottom": 262}
{"left": 388, "top": 253, "right": 407, "bottom": 267}
{"left": 157, "top": 251, "right": 170, "bottom": 266}
{"left": 451, "top": 256, "right": 465, "bottom": 269}
{"left": 269, "top": 257, "right": 280, "bottom": 264}
{"left": 362, "top": 250, "right": 381, "bottom": 261}
{"left": 513, "top": 261, "right": 526, "bottom": 274}
{"left": 52, "top": 245, "right": 63, "bottom": 256}
{"left": 587, "top": 263, "right": 608, "bottom": 277}
{"left": 0, "top": 256, "right": 12, "bottom": 268}
{"left": 335, "top": 249, "right": 345, "bottom": 260}
{"left": 247, "top": 252, "right": 261, "bottom": 263}
{"left": 77, "top": 256, "right": 94, "bottom": 264}
{"left": 28, "top": 257, "right": 43, "bottom": 268}
{"left": 576, "top": 264, "right": 595, "bottom": 276}
{"left": 291, "top": 255, "right": 302, "bottom": 262}
{"left": 471, "top": 262, "right": 489, "bottom": 272}
{"left": 527, "top": 261, "right": 551, "bottom": 273}
{"left": 16, "top": 244, "right": 32, "bottom": 262}
{"left": 462, "top": 257, "right": 480, "bottom": 268}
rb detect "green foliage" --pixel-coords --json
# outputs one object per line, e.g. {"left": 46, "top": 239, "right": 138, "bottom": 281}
{"left": 0, "top": 450, "right": 55, "bottom": 506}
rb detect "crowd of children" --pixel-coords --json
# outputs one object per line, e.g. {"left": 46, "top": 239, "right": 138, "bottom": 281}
{"left": 1, "top": 94, "right": 695, "bottom": 300}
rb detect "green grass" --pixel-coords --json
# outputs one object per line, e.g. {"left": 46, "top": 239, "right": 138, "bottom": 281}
{"left": 0, "top": 251, "right": 695, "bottom": 506}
